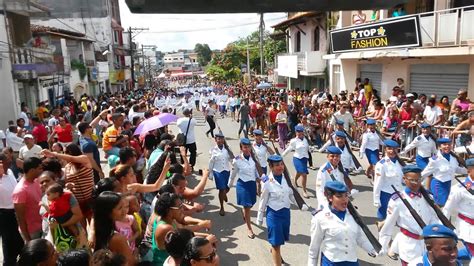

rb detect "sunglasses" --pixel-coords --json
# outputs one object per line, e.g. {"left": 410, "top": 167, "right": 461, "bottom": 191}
{"left": 405, "top": 178, "right": 421, "bottom": 184}
{"left": 198, "top": 249, "right": 216, "bottom": 263}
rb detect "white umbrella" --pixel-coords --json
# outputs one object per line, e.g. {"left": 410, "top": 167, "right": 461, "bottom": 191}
{"left": 256, "top": 82, "right": 272, "bottom": 89}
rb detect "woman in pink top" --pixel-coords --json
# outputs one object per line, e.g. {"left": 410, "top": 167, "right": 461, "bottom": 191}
{"left": 451, "top": 89, "right": 472, "bottom": 114}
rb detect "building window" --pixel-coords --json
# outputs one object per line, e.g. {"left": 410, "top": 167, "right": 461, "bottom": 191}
{"left": 313, "top": 27, "right": 320, "bottom": 51}
{"left": 113, "top": 31, "right": 119, "bottom": 44}
{"left": 332, "top": 65, "right": 341, "bottom": 92}
{"left": 295, "top": 31, "right": 301, "bottom": 52}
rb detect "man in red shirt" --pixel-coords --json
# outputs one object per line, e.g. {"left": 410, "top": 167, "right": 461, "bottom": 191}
{"left": 31, "top": 116, "right": 48, "bottom": 149}
{"left": 268, "top": 102, "right": 279, "bottom": 141}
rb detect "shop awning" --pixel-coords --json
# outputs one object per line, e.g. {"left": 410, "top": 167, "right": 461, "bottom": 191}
{"left": 170, "top": 72, "right": 193, "bottom": 77}
{"left": 125, "top": 0, "right": 408, "bottom": 13}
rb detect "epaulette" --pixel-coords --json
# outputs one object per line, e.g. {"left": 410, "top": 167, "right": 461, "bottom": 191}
{"left": 417, "top": 136, "right": 421, "bottom": 141}
{"left": 378, "top": 158, "right": 386, "bottom": 164}
{"left": 322, "top": 163, "right": 331, "bottom": 173}
{"left": 431, "top": 155, "right": 438, "bottom": 160}
{"left": 235, "top": 155, "right": 241, "bottom": 160}
{"left": 391, "top": 193, "right": 400, "bottom": 200}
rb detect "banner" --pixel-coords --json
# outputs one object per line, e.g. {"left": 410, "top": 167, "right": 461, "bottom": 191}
{"left": 330, "top": 16, "right": 421, "bottom": 53}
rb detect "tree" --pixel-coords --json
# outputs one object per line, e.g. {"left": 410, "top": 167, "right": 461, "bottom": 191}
{"left": 194, "top": 43, "right": 212, "bottom": 66}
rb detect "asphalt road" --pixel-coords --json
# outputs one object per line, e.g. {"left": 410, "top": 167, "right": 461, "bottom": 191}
{"left": 0, "top": 112, "right": 398, "bottom": 265}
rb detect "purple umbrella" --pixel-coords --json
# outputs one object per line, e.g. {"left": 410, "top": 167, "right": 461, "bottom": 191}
{"left": 133, "top": 113, "right": 178, "bottom": 136}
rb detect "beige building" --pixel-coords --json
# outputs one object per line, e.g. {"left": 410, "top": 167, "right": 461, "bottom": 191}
{"left": 326, "top": 0, "right": 474, "bottom": 101}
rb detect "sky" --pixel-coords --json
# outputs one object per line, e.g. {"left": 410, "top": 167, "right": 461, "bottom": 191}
{"left": 118, "top": 0, "right": 287, "bottom": 53}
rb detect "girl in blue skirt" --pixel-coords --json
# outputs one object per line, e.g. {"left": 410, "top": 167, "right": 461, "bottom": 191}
{"left": 228, "top": 138, "right": 260, "bottom": 239}
{"left": 209, "top": 132, "right": 233, "bottom": 216}
{"left": 282, "top": 124, "right": 310, "bottom": 198}
{"left": 257, "top": 154, "right": 297, "bottom": 266}
{"left": 360, "top": 119, "right": 383, "bottom": 179}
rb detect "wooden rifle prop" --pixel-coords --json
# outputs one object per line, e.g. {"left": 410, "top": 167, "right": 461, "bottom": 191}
{"left": 331, "top": 114, "right": 355, "bottom": 143}
{"left": 454, "top": 176, "right": 474, "bottom": 196}
{"left": 270, "top": 140, "right": 309, "bottom": 210}
{"left": 326, "top": 169, "right": 382, "bottom": 252}
{"left": 328, "top": 137, "right": 354, "bottom": 190}
{"left": 395, "top": 156, "right": 455, "bottom": 229}
{"left": 216, "top": 124, "right": 235, "bottom": 159}
{"left": 391, "top": 185, "right": 427, "bottom": 229}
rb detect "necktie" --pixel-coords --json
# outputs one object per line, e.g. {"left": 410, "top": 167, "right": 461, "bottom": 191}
{"left": 409, "top": 191, "right": 422, "bottom": 198}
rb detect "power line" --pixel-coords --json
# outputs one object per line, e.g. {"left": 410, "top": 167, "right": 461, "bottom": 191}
{"left": 141, "top": 16, "right": 286, "bottom": 34}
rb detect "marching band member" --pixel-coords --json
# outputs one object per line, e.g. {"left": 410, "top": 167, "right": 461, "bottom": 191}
{"left": 409, "top": 224, "right": 462, "bottom": 266}
{"left": 253, "top": 129, "right": 273, "bottom": 175}
{"left": 421, "top": 138, "right": 467, "bottom": 207}
{"left": 379, "top": 165, "right": 440, "bottom": 265}
{"left": 308, "top": 180, "right": 377, "bottom": 266}
{"left": 360, "top": 119, "right": 383, "bottom": 178}
{"left": 374, "top": 140, "right": 404, "bottom": 222}
{"left": 282, "top": 124, "right": 310, "bottom": 198}
{"left": 208, "top": 132, "right": 233, "bottom": 216}
{"left": 228, "top": 138, "right": 260, "bottom": 239}
{"left": 257, "top": 154, "right": 296, "bottom": 266}
{"left": 333, "top": 131, "right": 357, "bottom": 173}
{"left": 315, "top": 146, "right": 347, "bottom": 208}
{"left": 400, "top": 123, "right": 437, "bottom": 170}
{"left": 443, "top": 158, "right": 474, "bottom": 262}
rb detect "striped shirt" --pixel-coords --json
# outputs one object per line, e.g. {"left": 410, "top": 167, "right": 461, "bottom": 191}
{"left": 65, "top": 164, "right": 94, "bottom": 202}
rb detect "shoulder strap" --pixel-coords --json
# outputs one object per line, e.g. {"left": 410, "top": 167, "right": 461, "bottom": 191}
{"left": 184, "top": 117, "right": 192, "bottom": 138}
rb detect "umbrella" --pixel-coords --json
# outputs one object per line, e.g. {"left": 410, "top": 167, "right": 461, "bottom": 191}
{"left": 133, "top": 113, "right": 178, "bottom": 136}
{"left": 256, "top": 82, "right": 272, "bottom": 89}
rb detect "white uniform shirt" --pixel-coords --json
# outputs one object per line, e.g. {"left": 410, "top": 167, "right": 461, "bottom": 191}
{"left": 308, "top": 208, "right": 374, "bottom": 266}
{"left": 257, "top": 172, "right": 295, "bottom": 223}
{"left": 208, "top": 146, "right": 232, "bottom": 173}
{"left": 339, "top": 145, "right": 356, "bottom": 170}
{"left": 443, "top": 176, "right": 474, "bottom": 243}
{"left": 282, "top": 137, "right": 309, "bottom": 159}
{"left": 228, "top": 154, "right": 258, "bottom": 186}
{"left": 176, "top": 117, "right": 197, "bottom": 144}
{"left": 421, "top": 151, "right": 467, "bottom": 182}
{"left": 253, "top": 142, "right": 269, "bottom": 168}
{"left": 316, "top": 162, "right": 345, "bottom": 208}
{"left": 401, "top": 135, "right": 437, "bottom": 158}
{"left": 379, "top": 190, "right": 440, "bottom": 262}
{"left": 373, "top": 157, "right": 404, "bottom": 205}
{"left": 360, "top": 130, "right": 382, "bottom": 152}
{"left": 0, "top": 169, "right": 17, "bottom": 209}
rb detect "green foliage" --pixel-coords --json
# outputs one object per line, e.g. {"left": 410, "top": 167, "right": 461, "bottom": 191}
{"left": 194, "top": 43, "right": 212, "bottom": 66}
{"left": 70, "top": 59, "right": 87, "bottom": 80}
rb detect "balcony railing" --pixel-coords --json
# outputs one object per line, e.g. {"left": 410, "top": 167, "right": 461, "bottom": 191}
{"left": 12, "top": 47, "right": 54, "bottom": 64}
{"left": 417, "top": 5, "right": 474, "bottom": 47}
{"left": 295, "top": 51, "right": 326, "bottom": 74}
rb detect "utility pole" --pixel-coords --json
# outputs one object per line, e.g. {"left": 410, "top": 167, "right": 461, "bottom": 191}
{"left": 128, "top": 27, "right": 148, "bottom": 89}
{"left": 259, "top": 13, "right": 265, "bottom": 76}
{"left": 246, "top": 37, "right": 251, "bottom": 82}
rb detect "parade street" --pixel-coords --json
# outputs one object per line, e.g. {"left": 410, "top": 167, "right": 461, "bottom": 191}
{"left": 168, "top": 112, "right": 396, "bottom": 266}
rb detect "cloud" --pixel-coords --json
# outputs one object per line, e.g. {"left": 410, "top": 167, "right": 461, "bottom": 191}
{"left": 118, "top": 0, "right": 286, "bottom": 52}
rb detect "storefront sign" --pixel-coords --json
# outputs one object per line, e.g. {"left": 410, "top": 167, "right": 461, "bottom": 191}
{"left": 330, "top": 16, "right": 421, "bottom": 53}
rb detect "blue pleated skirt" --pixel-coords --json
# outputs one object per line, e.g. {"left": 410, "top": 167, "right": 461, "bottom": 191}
{"left": 266, "top": 207, "right": 290, "bottom": 246}
{"left": 293, "top": 157, "right": 309, "bottom": 174}
{"left": 321, "top": 253, "right": 359, "bottom": 266}
{"left": 236, "top": 179, "right": 256, "bottom": 207}
{"left": 365, "top": 149, "right": 379, "bottom": 165}
{"left": 430, "top": 178, "right": 451, "bottom": 206}
{"left": 416, "top": 155, "right": 429, "bottom": 170}
{"left": 213, "top": 170, "right": 230, "bottom": 190}
{"left": 377, "top": 191, "right": 393, "bottom": 220}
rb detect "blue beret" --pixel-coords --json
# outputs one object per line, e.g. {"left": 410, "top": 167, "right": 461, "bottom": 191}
{"left": 215, "top": 132, "right": 225, "bottom": 138}
{"left": 295, "top": 124, "right": 304, "bottom": 132}
{"left": 384, "top": 139, "right": 400, "bottom": 148}
{"left": 240, "top": 138, "right": 251, "bottom": 145}
{"left": 422, "top": 224, "right": 458, "bottom": 241}
{"left": 402, "top": 165, "right": 422, "bottom": 174}
{"left": 335, "top": 131, "right": 346, "bottom": 138}
{"left": 420, "top": 122, "right": 431, "bottom": 128}
{"left": 253, "top": 129, "right": 263, "bottom": 135}
{"left": 437, "top": 138, "right": 451, "bottom": 144}
{"left": 268, "top": 154, "right": 283, "bottom": 163}
{"left": 324, "top": 180, "right": 348, "bottom": 193}
{"left": 327, "top": 146, "right": 342, "bottom": 155}
{"left": 466, "top": 158, "right": 474, "bottom": 167}
{"left": 366, "top": 119, "right": 376, "bottom": 125}
{"left": 336, "top": 119, "right": 344, "bottom": 125}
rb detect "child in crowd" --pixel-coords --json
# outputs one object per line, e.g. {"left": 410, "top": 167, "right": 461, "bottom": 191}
{"left": 115, "top": 194, "right": 140, "bottom": 253}
{"left": 447, "top": 105, "right": 462, "bottom": 127}
{"left": 126, "top": 194, "right": 145, "bottom": 244}
{"left": 43, "top": 183, "right": 79, "bottom": 237}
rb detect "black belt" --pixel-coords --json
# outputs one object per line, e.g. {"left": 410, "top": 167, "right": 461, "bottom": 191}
{"left": 0, "top": 208, "right": 15, "bottom": 213}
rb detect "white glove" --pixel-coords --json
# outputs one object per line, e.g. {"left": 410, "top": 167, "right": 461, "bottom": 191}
{"left": 351, "top": 141, "right": 358, "bottom": 146}
{"left": 377, "top": 249, "right": 387, "bottom": 257}
{"left": 368, "top": 250, "right": 377, "bottom": 258}
{"left": 350, "top": 189, "right": 359, "bottom": 196}
{"left": 301, "top": 204, "right": 309, "bottom": 211}
{"left": 359, "top": 152, "right": 364, "bottom": 159}
{"left": 317, "top": 148, "right": 323, "bottom": 153}
{"left": 374, "top": 202, "right": 381, "bottom": 208}
{"left": 256, "top": 219, "right": 263, "bottom": 226}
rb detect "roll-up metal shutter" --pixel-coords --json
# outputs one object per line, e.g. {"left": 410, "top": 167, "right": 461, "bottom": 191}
{"left": 409, "top": 64, "right": 469, "bottom": 101}
{"left": 359, "top": 64, "right": 382, "bottom": 94}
